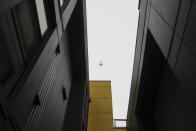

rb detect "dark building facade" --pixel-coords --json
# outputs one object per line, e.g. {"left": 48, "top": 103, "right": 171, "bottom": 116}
{"left": 0, "top": 0, "right": 89, "bottom": 130}
{"left": 127, "top": 0, "right": 196, "bottom": 131}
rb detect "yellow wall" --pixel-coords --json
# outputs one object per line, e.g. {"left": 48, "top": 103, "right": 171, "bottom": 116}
{"left": 113, "top": 129, "right": 127, "bottom": 131}
{"left": 87, "top": 81, "right": 126, "bottom": 131}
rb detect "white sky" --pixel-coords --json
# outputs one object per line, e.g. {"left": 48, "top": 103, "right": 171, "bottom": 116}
{"left": 86, "top": 0, "right": 139, "bottom": 119}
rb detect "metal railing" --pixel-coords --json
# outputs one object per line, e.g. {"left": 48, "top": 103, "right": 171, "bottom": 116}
{"left": 113, "top": 119, "right": 127, "bottom": 128}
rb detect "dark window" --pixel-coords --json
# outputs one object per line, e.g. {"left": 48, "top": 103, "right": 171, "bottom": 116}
{"left": 14, "top": 0, "right": 42, "bottom": 60}
{"left": 0, "top": 16, "right": 24, "bottom": 90}
{"left": 0, "top": 30, "right": 14, "bottom": 87}
{"left": 13, "top": 0, "right": 55, "bottom": 61}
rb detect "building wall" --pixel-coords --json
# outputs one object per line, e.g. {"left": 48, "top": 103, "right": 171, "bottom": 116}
{"left": 113, "top": 129, "right": 127, "bottom": 131}
{"left": 88, "top": 81, "right": 113, "bottom": 131}
{"left": 0, "top": 0, "right": 89, "bottom": 130}
{"left": 127, "top": 0, "right": 196, "bottom": 130}
{"left": 88, "top": 81, "right": 126, "bottom": 131}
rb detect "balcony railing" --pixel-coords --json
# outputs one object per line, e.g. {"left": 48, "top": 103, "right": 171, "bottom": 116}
{"left": 113, "top": 119, "right": 127, "bottom": 128}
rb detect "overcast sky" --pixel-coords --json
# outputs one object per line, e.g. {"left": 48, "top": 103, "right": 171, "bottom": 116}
{"left": 86, "top": 0, "right": 139, "bottom": 119}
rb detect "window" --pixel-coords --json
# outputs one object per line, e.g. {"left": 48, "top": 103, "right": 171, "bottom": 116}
{"left": 59, "top": 0, "right": 70, "bottom": 12}
{"left": 0, "top": 17, "right": 24, "bottom": 90}
{"left": 14, "top": 0, "right": 42, "bottom": 60}
{"left": 0, "top": 31, "right": 14, "bottom": 87}
{"left": 35, "top": 0, "right": 48, "bottom": 35}
{"left": 60, "top": 0, "right": 65, "bottom": 7}
{"left": 14, "top": 0, "right": 55, "bottom": 61}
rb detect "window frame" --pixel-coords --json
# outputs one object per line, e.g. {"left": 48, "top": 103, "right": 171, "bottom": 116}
{"left": 12, "top": 0, "right": 56, "bottom": 62}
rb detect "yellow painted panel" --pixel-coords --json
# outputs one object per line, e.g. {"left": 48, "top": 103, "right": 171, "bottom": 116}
{"left": 88, "top": 114, "right": 113, "bottom": 131}
{"left": 90, "top": 86, "right": 112, "bottom": 98}
{"left": 89, "top": 99, "right": 113, "bottom": 114}
{"left": 88, "top": 114, "right": 113, "bottom": 119}
{"left": 89, "top": 81, "right": 111, "bottom": 87}
{"left": 88, "top": 81, "right": 127, "bottom": 131}
{"left": 113, "top": 129, "right": 127, "bottom": 131}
